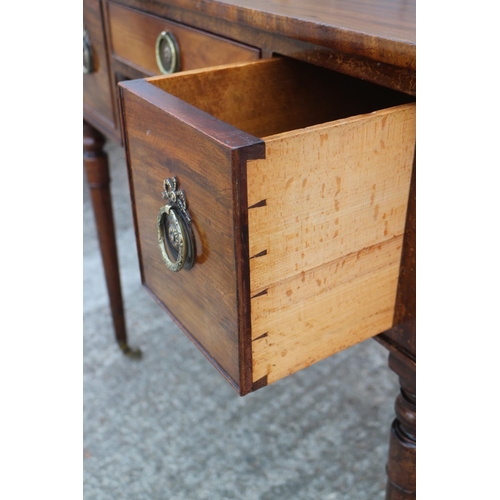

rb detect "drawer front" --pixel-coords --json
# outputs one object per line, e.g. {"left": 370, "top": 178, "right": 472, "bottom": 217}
{"left": 83, "top": 0, "right": 116, "bottom": 131}
{"left": 119, "top": 58, "right": 416, "bottom": 395}
{"left": 108, "top": 2, "right": 260, "bottom": 75}
{"left": 119, "top": 81, "right": 263, "bottom": 390}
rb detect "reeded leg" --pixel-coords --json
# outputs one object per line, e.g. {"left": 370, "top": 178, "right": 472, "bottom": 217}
{"left": 385, "top": 354, "right": 416, "bottom": 499}
{"left": 83, "top": 121, "right": 141, "bottom": 358}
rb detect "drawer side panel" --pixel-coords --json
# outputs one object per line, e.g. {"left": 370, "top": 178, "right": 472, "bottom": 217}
{"left": 248, "top": 104, "right": 416, "bottom": 385}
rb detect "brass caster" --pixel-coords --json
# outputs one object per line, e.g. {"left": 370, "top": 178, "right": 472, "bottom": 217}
{"left": 119, "top": 343, "right": 142, "bottom": 359}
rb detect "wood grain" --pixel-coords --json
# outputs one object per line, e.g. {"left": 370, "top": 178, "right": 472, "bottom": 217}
{"left": 119, "top": 78, "right": 264, "bottom": 392}
{"left": 251, "top": 238, "right": 403, "bottom": 383}
{"left": 108, "top": 2, "right": 260, "bottom": 76}
{"left": 83, "top": 0, "right": 116, "bottom": 133}
{"left": 149, "top": 58, "right": 412, "bottom": 138}
{"left": 248, "top": 103, "right": 416, "bottom": 384}
{"left": 116, "top": 0, "right": 416, "bottom": 95}
{"left": 119, "top": 0, "right": 415, "bottom": 70}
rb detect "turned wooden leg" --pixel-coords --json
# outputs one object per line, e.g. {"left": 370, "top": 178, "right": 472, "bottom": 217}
{"left": 385, "top": 353, "right": 416, "bottom": 499}
{"left": 83, "top": 121, "right": 141, "bottom": 358}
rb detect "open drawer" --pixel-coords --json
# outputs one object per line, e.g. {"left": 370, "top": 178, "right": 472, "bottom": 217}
{"left": 118, "top": 58, "right": 416, "bottom": 395}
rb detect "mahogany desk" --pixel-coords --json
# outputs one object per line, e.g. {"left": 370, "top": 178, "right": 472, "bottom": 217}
{"left": 83, "top": 1, "right": 416, "bottom": 497}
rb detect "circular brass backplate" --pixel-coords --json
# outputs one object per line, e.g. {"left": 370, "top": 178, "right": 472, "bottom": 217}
{"left": 155, "top": 31, "right": 180, "bottom": 75}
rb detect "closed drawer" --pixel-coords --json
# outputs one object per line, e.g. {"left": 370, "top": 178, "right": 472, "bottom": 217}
{"left": 119, "top": 58, "right": 416, "bottom": 395}
{"left": 108, "top": 2, "right": 260, "bottom": 75}
{"left": 83, "top": 0, "right": 116, "bottom": 132}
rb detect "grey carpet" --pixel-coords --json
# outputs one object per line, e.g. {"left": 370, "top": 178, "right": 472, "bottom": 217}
{"left": 83, "top": 140, "right": 399, "bottom": 500}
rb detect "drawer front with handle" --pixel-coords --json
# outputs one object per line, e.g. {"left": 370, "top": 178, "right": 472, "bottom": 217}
{"left": 83, "top": 0, "right": 116, "bottom": 133}
{"left": 119, "top": 58, "right": 416, "bottom": 395}
{"left": 108, "top": 2, "right": 260, "bottom": 76}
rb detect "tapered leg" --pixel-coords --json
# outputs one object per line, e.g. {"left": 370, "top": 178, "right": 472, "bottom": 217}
{"left": 385, "top": 353, "right": 416, "bottom": 499}
{"left": 83, "top": 121, "right": 141, "bottom": 358}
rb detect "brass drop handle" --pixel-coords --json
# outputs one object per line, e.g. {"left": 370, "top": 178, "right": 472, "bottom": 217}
{"left": 157, "top": 177, "right": 195, "bottom": 272}
{"left": 83, "top": 28, "right": 94, "bottom": 74}
{"left": 155, "top": 31, "right": 181, "bottom": 74}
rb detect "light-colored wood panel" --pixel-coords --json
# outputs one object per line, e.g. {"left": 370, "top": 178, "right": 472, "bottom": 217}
{"left": 250, "top": 235, "right": 403, "bottom": 340}
{"left": 251, "top": 243, "right": 401, "bottom": 383}
{"left": 248, "top": 103, "right": 416, "bottom": 295}
{"left": 248, "top": 102, "right": 415, "bottom": 384}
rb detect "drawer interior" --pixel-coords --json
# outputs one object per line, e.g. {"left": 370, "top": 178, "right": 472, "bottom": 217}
{"left": 147, "top": 57, "right": 413, "bottom": 138}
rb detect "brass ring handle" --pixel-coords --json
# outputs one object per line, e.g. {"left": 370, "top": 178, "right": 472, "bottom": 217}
{"left": 155, "top": 31, "right": 180, "bottom": 74}
{"left": 157, "top": 177, "right": 195, "bottom": 272}
{"left": 83, "top": 28, "right": 94, "bottom": 74}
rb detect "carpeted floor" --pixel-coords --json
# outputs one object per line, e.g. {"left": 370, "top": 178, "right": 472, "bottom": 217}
{"left": 83, "top": 139, "right": 399, "bottom": 500}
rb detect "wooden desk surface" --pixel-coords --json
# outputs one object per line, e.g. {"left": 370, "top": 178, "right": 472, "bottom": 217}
{"left": 156, "top": 0, "right": 416, "bottom": 70}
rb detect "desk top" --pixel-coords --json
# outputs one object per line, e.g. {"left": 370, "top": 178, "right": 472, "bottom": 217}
{"left": 158, "top": 0, "right": 416, "bottom": 70}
